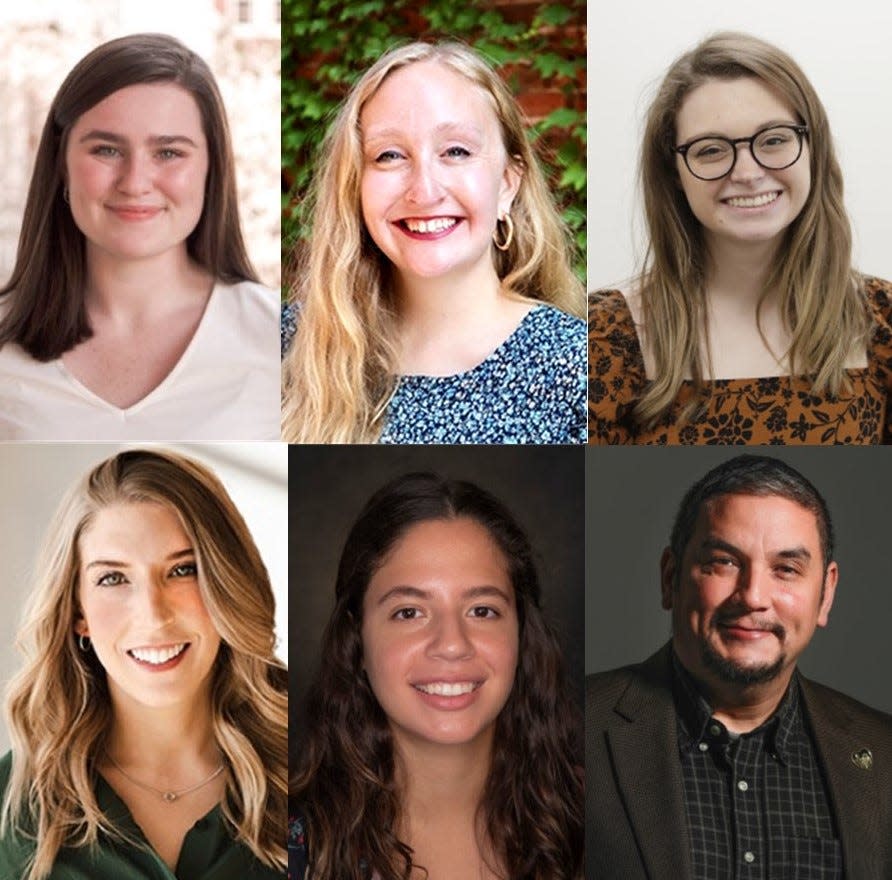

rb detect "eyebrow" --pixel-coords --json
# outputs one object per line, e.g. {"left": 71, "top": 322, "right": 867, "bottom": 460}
{"left": 682, "top": 118, "right": 801, "bottom": 142}
{"left": 698, "top": 537, "right": 811, "bottom": 562}
{"left": 374, "top": 584, "right": 512, "bottom": 606}
{"left": 84, "top": 548, "right": 196, "bottom": 570}
{"left": 362, "top": 121, "right": 484, "bottom": 144}
{"left": 78, "top": 130, "right": 200, "bottom": 148}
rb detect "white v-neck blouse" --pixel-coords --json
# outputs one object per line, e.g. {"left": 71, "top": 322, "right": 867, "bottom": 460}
{"left": 0, "top": 281, "right": 280, "bottom": 441}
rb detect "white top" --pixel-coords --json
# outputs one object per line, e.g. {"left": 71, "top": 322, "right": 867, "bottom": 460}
{"left": 0, "top": 280, "right": 280, "bottom": 441}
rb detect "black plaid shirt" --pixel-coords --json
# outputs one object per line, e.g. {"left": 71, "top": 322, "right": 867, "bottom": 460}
{"left": 672, "top": 655, "right": 842, "bottom": 879}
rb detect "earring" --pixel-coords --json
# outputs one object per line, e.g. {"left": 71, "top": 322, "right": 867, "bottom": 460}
{"left": 77, "top": 633, "right": 91, "bottom": 652}
{"left": 493, "top": 213, "right": 514, "bottom": 251}
{"left": 63, "top": 186, "right": 70, "bottom": 204}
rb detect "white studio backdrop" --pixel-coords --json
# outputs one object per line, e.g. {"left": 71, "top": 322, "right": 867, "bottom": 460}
{"left": 587, "top": 0, "right": 892, "bottom": 290}
{"left": 0, "top": 442, "right": 288, "bottom": 754}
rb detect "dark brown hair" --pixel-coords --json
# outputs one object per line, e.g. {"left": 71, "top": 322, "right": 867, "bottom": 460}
{"left": 293, "top": 473, "right": 583, "bottom": 879}
{"left": 0, "top": 32, "right": 257, "bottom": 361}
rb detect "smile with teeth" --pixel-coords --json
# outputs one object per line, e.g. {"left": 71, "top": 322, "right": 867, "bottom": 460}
{"left": 128, "top": 643, "right": 188, "bottom": 665}
{"left": 401, "top": 217, "right": 457, "bottom": 234}
{"left": 414, "top": 681, "right": 480, "bottom": 696}
{"left": 723, "top": 191, "right": 780, "bottom": 208}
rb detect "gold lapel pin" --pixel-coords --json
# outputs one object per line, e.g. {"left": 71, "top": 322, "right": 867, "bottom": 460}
{"left": 851, "top": 748, "right": 873, "bottom": 771}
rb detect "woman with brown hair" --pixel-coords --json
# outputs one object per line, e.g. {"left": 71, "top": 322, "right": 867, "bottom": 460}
{"left": 589, "top": 32, "right": 892, "bottom": 445}
{"left": 290, "top": 472, "right": 582, "bottom": 879}
{"left": 0, "top": 34, "right": 279, "bottom": 441}
{"left": 0, "top": 449, "right": 287, "bottom": 879}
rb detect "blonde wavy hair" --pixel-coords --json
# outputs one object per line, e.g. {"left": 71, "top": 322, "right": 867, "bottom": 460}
{"left": 1, "top": 450, "right": 287, "bottom": 880}
{"left": 282, "top": 40, "right": 584, "bottom": 443}
{"left": 634, "top": 31, "right": 870, "bottom": 426}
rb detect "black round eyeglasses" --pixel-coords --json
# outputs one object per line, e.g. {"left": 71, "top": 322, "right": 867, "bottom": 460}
{"left": 674, "top": 124, "right": 809, "bottom": 181}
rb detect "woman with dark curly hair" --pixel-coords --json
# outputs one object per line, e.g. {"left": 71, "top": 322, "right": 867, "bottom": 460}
{"left": 290, "top": 473, "right": 582, "bottom": 879}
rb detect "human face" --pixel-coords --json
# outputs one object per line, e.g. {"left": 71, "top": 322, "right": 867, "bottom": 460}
{"left": 661, "top": 494, "right": 836, "bottom": 693}
{"left": 359, "top": 61, "right": 521, "bottom": 287}
{"left": 361, "top": 517, "right": 519, "bottom": 752}
{"left": 675, "top": 77, "right": 811, "bottom": 252}
{"left": 75, "top": 502, "right": 221, "bottom": 711}
{"left": 65, "top": 83, "right": 208, "bottom": 264}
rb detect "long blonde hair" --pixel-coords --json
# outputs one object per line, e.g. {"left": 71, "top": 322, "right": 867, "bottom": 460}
{"left": 282, "top": 41, "right": 583, "bottom": 443}
{"left": 1, "top": 450, "right": 287, "bottom": 879}
{"left": 635, "top": 31, "right": 870, "bottom": 426}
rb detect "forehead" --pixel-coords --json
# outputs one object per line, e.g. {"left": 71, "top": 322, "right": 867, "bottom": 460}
{"left": 360, "top": 60, "right": 502, "bottom": 141}
{"left": 69, "top": 82, "right": 204, "bottom": 138}
{"left": 79, "top": 501, "right": 190, "bottom": 554}
{"left": 676, "top": 76, "right": 799, "bottom": 141}
{"left": 364, "top": 517, "right": 511, "bottom": 599}
{"left": 690, "top": 493, "right": 821, "bottom": 552}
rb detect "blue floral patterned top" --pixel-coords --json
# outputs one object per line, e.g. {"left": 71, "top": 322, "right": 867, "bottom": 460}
{"left": 281, "top": 304, "right": 586, "bottom": 444}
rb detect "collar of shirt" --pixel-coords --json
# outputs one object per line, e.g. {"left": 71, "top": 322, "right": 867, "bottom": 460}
{"left": 670, "top": 649, "right": 801, "bottom": 766}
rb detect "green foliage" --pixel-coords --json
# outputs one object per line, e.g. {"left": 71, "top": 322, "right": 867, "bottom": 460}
{"left": 281, "top": 0, "right": 586, "bottom": 278}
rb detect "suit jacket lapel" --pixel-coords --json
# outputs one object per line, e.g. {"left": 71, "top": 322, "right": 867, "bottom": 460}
{"left": 800, "top": 676, "right": 883, "bottom": 880}
{"left": 606, "top": 645, "right": 692, "bottom": 879}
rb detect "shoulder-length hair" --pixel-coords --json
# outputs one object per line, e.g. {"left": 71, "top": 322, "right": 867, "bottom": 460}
{"left": 293, "top": 473, "right": 583, "bottom": 879}
{"left": 1, "top": 449, "right": 287, "bottom": 880}
{"left": 0, "top": 32, "right": 258, "bottom": 362}
{"left": 635, "top": 31, "right": 869, "bottom": 426}
{"left": 282, "top": 41, "right": 584, "bottom": 443}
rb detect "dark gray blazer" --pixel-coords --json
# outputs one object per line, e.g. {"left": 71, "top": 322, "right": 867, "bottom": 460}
{"left": 585, "top": 643, "right": 892, "bottom": 880}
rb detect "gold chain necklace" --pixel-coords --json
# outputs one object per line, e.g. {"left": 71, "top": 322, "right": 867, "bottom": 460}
{"left": 107, "top": 754, "right": 225, "bottom": 803}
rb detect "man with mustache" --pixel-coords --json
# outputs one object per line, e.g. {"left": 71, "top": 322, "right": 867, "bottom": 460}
{"left": 586, "top": 455, "right": 892, "bottom": 880}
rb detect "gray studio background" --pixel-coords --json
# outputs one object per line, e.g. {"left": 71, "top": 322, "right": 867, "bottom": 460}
{"left": 289, "top": 445, "right": 585, "bottom": 760}
{"left": 585, "top": 447, "right": 892, "bottom": 715}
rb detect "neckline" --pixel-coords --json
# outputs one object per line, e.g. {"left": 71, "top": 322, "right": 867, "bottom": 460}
{"left": 397, "top": 304, "right": 549, "bottom": 382}
{"left": 604, "top": 289, "right": 872, "bottom": 385}
{"left": 54, "top": 282, "right": 222, "bottom": 415}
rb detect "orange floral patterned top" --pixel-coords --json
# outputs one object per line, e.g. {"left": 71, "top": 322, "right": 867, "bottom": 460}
{"left": 588, "top": 277, "right": 892, "bottom": 445}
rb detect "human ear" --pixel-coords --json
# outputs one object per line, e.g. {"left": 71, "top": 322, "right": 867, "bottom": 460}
{"left": 816, "top": 561, "right": 838, "bottom": 628}
{"left": 498, "top": 155, "right": 523, "bottom": 216}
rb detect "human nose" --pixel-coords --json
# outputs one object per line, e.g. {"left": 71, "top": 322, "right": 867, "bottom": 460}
{"left": 404, "top": 157, "right": 444, "bottom": 205}
{"left": 728, "top": 142, "right": 765, "bottom": 183}
{"left": 733, "top": 564, "right": 771, "bottom": 609}
{"left": 426, "top": 611, "right": 474, "bottom": 660}
{"left": 116, "top": 153, "right": 153, "bottom": 195}
{"left": 134, "top": 579, "right": 175, "bottom": 626}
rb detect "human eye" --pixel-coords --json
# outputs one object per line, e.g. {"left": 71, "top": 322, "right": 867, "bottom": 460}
{"left": 703, "top": 554, "right": 739, "bottom": 573}
{"left": 169, "top": 561, "right": 198, "bottom": 578}
{"left": 391, "top": 606, "right": 422, "bottom": 621}
{"left": 373, "top": 149, "right": 404, "bottom": 164}
{"left": 91, "top": 144, "right": 121, "bottom": 158}
{"left": 756, "top": 128, "right": 795, "bottom": 150}
{"left": 469, "top": 605, "right": 500, "bottom": 619}
{"left": 96, "top": 570, "right": 128, "bottom": 587}
{"left": 443, "top": 145, "right": 471, "bottom": 159}
{"left": 156, "top": 147, "right": 185, "bottom": 160}
{"left": 692, "top": 139, "right": 730, "bottom": 162}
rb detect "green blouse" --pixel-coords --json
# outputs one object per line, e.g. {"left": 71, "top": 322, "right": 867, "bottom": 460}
{"left": 0, "top": 752, "right": 284, "bottom": 879}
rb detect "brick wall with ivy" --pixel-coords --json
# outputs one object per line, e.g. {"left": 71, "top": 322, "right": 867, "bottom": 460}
{"left": 282, "top": 0, "right": 586, "bottom": 284}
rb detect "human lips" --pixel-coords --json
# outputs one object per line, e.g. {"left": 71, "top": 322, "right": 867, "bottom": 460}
{"left": 107, "top": 204, "right": 164, "bottom": 221}
{"left": 395, "top": 216, "right": 461, "bottom": 239}
{"left": 412, "top": 680, "right": 481, "bottom": 696}
{"left": 127, "top": 642, "right": 189, "bottom": 667}
{"left": 716, "top": 618, "right": 784, "bottom": 640}
{"left": 721, "top": 190, "right": 781, "bottom": 209}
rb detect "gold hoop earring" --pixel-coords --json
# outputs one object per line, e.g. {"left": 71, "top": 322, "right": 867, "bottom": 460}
{"left": 493, "top": 213, "right": 514, "bottom": 251}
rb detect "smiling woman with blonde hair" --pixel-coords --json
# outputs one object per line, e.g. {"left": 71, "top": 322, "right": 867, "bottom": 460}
{"left": 0, "top": 449, "right": 287, "bottom": 879}
{"left": 282, "top": 41, "right": 585, "bottom": 444}
{"left": 589, "top": 32, "right": 892, "bottom": 445}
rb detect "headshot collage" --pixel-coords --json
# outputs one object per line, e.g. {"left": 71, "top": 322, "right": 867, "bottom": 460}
{"left": 0, "top": 1, "right": 889, "bottom": 879}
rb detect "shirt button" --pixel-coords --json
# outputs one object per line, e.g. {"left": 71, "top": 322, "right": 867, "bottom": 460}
{"left": 737, "top": 780, "right": 749, "bottom": 791}
{"left": 744, "top": 851, "right": 756, "bottom": 864}
{"left": 709, "top": 724, "right": 721, "bottom": 736}
{"left": 698, "top": 742, "right": 709, "bottom": 752}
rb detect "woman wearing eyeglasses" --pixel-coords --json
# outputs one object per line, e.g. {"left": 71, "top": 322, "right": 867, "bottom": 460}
{"left": 588, "top": 32, "right": 891, "bottom": 445}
